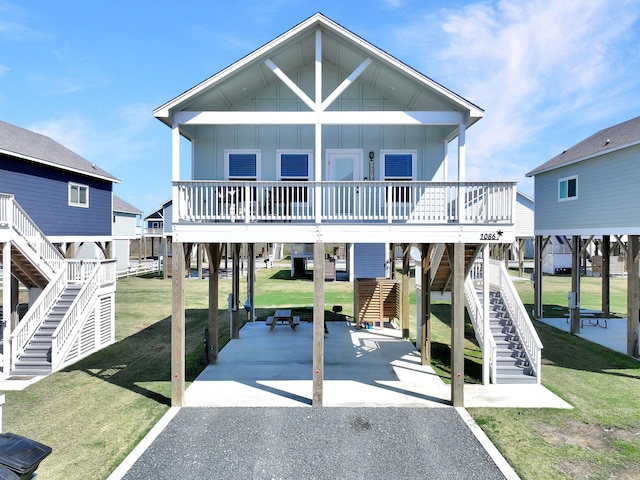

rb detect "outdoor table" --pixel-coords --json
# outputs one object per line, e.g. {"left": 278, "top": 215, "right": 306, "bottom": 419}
{"left": 270, "top": 309, "right": 295, "bottom": 331}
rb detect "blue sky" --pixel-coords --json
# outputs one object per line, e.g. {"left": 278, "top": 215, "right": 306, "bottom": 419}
{"left": 1, "top": 0, "right": 640, "bottom": 216}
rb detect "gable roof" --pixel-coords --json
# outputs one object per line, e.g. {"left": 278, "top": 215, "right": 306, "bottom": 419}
{"left": 113, "top": 195, "right": 142, "bottom": 215}
{"left": 154, "top": 13, "right": 483, "bottom": 128}
{"left": 526, "top": 115, "right": 640, "bottom": 177}
{"left": 0, "top": 120, "right": 119, "bottom": 183}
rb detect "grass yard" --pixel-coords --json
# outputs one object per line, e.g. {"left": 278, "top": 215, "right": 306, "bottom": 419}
{"left": 1, "top": 264, "right": 639, "bottom": 479}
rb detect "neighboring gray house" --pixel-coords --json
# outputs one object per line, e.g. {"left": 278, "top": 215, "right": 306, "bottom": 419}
{"left": 113, "top": 195, "right": 143, "bottom": 269}
{"left": 526, "top": 115, "right": 640, "bottom": 356}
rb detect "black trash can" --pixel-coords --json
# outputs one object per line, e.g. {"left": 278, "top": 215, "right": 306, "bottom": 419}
{"left": 0, "top": 433, "right": 52, "bottom": 480}
{"left": 0, "top": 465, "right": 18, "bottom": 480}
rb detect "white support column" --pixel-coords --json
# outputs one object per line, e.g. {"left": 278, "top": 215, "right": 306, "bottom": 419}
{"left": 457, "top": 122, "right": 466, "bottom": 222}
{"left": 2, "top": 243, "right": 10, "bottom": 374}
{"left": 482, "top": 244, "right": 491, "bottom": 385}
{"left": 314, "top": 29, "right": 323, "bottom": 224}
{"left": 172, "top": 123, "right": 181, "bottom": 222}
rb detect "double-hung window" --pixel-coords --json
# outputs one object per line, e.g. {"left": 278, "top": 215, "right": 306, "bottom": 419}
{"left": 558, "top": 175, "right": 577, "bottom": 201}
{"left": 382, "top": 150, "right": 416, "bottom": 203}
{"left": 69, "top": 182, "right": 89, "bottom": 207}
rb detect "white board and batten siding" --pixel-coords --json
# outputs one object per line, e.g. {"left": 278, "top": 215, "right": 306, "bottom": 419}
{"left": 534, "top": 144, "right": 640, "bottom": 236}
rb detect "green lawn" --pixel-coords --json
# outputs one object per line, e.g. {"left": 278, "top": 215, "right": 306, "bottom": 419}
{"left": 1, "top": 264, "right": 639, "bottom": 479}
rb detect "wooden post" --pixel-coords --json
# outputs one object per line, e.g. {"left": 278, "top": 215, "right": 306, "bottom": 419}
{"left": 206, "top": 243, "right": 222, "bottom": 363}
{"left": 420, "top": 243, "right": 432, "bottom": 365}
{"left": 232, "top": 243, "right": 240, "bottom": 339}
{"left": 2, "top": 243, "right": 11, "bottom": 373}
{"left": 389, "top": 243, "right": 396, "bottom": 279}
{"left": 313, "top": 242, "right": 325, "bottom": 406}
{"left": 401, "top": 243, "right": 410, "bottom": 339}
{"left": 171, "top": 241, "right": 185, "bottom": 406}
{"left": 248, "top": 243, "right": 255, "bottom": 321}
{"left": 534, "top": 236, "right": 543, "bottom": 318}
{"left": 627, "top": 235, "right": 639, "bottom": 357}
{"left": 482, "top": 244, "right": 490, "bottom": 385}
{"left": 162, "top": 237, "right": 168, "bottom": 280}
{"left": 602, "top": 235, "right": 610, "bottom": 318}
{"left": 569, "top": 236, "right": 581, "bottom": 334}
{"left": 449, "top": 243, "right": 465, "bottom": 407}
{"left": 518, "top": 239, "right": 526, "bottom": 278}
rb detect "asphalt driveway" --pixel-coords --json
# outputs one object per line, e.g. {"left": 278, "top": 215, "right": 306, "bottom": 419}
{"left": 121, "top": 407, "right": 507, "bottom": 480}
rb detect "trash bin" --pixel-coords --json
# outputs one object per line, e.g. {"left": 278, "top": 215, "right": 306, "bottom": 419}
{"left": 0, "top": 465, "right": 18, "bottom": 480}
{"left": 0, "top": 433, "right": 52, "bottom": 480}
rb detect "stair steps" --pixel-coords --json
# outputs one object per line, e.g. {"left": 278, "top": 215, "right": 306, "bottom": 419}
{"left": 483, "top": 290, "right": 537, "bottom": 384}
{"left": 11, "top": 284, "right": 82, "bottom": 376}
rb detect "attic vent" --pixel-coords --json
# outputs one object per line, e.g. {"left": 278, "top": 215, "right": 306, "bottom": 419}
{"left": 604, "top": 138, "right": 610, "bottom": 145}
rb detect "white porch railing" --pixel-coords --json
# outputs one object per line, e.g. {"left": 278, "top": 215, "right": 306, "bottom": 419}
{"left": 488, "top": 259, "right": 543, "bottom": 382}
{"left": 0, "top": 193, "right": 64, "bottom": 273}
{"left": 10, "top": 265, "right": 69, "bottom": 369}
{"left": 51, "top": 261, "right": 102, "bottom": 371}
{"left": 175, "top": 181, "right": 515, "bottom": 225}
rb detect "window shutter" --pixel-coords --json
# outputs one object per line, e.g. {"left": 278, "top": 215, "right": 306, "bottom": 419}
{"left": 281, "top": 154, "right": 308, "bottom": 177}
{"left": 384, "top": 154, "right": 412, "bottom": 178}
{"left": 229, "top": 153, "right": 257, "bottom": 177}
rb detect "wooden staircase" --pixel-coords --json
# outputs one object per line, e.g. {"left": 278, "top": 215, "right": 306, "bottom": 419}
{"left": 11, "top": 284, "right": 82, "bottom": 376}
{"left": 431, "top": 243, "right": 483, "bottom": 294}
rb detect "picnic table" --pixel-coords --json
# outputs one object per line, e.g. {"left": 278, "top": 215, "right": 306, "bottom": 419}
{"left": 565, "top": 309, "right": 607, "bottom": 328}
{"left": 266, "top": 309, "right": 300, "bottom": 331}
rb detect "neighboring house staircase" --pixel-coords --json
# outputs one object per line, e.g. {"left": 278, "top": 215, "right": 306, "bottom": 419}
{"left": 429, "top": 243, "right": 543, "bottom": 384}
{"left": 11, "top": 284, "right": 82, "bottom": 375}
{"left": 0, "top": 193, "right": 116, "bottom": 376}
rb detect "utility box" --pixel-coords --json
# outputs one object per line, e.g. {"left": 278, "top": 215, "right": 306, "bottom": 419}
{"left": 0, "top": 433, "right": 52, "bottom": 480}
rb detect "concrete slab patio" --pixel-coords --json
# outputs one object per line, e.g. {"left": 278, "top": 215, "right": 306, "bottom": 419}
{"left": 184, "top": 320, "right": 571, "bottom": 409}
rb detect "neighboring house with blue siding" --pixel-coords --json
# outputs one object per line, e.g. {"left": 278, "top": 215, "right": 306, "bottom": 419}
{"left": 0, "top": 119, "right": 119, "bottom": 376}
{"left": 526, "top": 115, "right": 640, "bottom": 356}
{"left": 0, "top": 120, "right": 119, "bottom": 256}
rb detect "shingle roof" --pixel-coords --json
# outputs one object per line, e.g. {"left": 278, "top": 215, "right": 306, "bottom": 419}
{"left": 0, "top": 119, "right": 119, "bottom": 182}
{"left": 526, "top": 115, "right": 640, "bottom": 177}
{"left": 113, "top": 195, "right": 142, "bottom": 214}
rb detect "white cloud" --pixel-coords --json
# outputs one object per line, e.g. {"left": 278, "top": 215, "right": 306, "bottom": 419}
{"left": 395, "top": 0, "right": 640, "bottom": 186}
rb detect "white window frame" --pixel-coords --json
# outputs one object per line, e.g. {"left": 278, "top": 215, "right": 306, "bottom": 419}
{"left": 224, "top": 149, "right": 261, "bottom": 180}
{"left": 68, "top": 182, "right": 89, "bottom": 208}
{"left": 276, "top": 149, "right": 313, "bottom": 180}
{"left": 380, "top": 150, "right": 417, "bottom": 181}
{"left": 558, "top": 175, "right": 578, "bottom": 202}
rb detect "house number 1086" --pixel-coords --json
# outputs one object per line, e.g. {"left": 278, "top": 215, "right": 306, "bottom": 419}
{"left": 480, "top": 233, "right": 498, "bottom": 240}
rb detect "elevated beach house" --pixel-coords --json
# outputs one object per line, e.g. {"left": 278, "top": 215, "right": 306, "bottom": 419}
{"left": 155, "top": 13, "right": 541, "bottom": 406}
{"left": 527, "top": 115, "right": 640, "bottom": 356}
{"left": 0, "top": 120, "right": 117, "bottom": 375}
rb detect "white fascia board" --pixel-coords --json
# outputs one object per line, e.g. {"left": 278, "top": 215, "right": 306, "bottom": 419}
{"left": 526, "top": 139, "right": 640, "bottom": 177}
{"left": 535, "top": 227, "right": 640, "bottom": 237}
{"left": 175, "top": 110, "right": 464, "bottom": 126}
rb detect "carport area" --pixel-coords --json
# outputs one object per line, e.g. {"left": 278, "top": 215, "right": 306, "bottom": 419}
{"left": 185, "top": 320, "right": 570, "bottom": 409}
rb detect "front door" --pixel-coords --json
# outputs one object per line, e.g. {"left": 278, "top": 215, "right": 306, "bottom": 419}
{"left": 326, "top": 149, "right": 363, "bottom": 218}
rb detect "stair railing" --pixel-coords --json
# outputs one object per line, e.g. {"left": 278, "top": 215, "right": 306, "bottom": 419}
{"left": 50, "top": 261, "right": 101, "bottom": 371}
{"left": 10, "top": 264, "right": 69, "bottom": 370}
{"left": 0, "top": 194, "right": 64, "bottom": 274}
{"left": 430, "top": 243, "right": 446, "bottom": 284}
{"left": 488, "top": 259, "right": 543, "bottom": 382}
{"left": 464, "top": 275, "right": 497, "bottom": 382}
